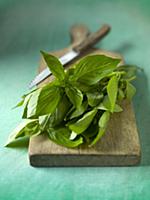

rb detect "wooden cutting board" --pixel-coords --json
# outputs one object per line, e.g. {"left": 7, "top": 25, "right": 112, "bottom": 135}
{"left": 29, "top": 25, "right": 141, "bottom": 167}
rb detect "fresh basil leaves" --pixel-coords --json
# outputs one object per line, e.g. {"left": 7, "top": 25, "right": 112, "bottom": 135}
{"left": 41, "top": 51, "right": 65, "bottom": 81}
{"left": 6, "top": 52, "right": 138, "bottom": 148}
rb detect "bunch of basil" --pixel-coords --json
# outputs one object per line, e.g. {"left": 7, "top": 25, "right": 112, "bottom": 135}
{"left": 6, "top": 51, "right": 137, "bottom": 148}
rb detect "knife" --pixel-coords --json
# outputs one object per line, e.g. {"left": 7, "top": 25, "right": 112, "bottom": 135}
{"left": 29, "top": 24, "right": 111, "bottom": 89}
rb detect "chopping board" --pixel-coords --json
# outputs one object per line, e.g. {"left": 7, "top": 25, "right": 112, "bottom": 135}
{"left": 29, "top": 25, "right": 141, "bottom": 167}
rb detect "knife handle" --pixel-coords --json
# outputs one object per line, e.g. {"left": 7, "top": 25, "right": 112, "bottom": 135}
{"left": 70, "top": 24, "right": 90, "bottom": 48}
{"left": 73, "top": 24, "right": 111, "bottom": 53}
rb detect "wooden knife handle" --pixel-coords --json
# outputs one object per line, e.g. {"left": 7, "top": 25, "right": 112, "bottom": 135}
{"left": 70, "top": 24, "right": 90, "bottom": 48}
{"left": 74, "top": 24, "right": 111, "bottom": 52}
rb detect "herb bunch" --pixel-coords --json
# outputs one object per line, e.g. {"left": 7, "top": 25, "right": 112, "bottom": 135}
{"left": 6, "top": 51, "right": 137, "bottom": 148}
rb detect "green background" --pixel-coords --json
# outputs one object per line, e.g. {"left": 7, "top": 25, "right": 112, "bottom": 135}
{"left": 0, "top": 0, "right": 150, "bottom": 199}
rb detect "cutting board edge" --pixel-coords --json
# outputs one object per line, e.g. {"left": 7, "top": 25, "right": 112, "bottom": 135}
{"left": 29, "top": 153, "right": 141, "bottom": 167}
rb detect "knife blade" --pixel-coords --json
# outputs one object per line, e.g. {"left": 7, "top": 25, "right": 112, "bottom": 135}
{"left": 29, "top": 24, "right": 111, "bottom": 89}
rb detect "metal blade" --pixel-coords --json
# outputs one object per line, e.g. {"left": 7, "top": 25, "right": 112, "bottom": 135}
{"left": 29, "top": 50, "right": 79, "bottom": 89}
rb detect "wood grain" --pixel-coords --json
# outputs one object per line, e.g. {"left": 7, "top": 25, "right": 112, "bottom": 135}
{"left": 28, "top": 26, "right": 141, "bottom": 167}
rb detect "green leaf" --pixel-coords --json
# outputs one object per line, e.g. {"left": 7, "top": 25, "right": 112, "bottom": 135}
{"left": 13, "top": 88, "right": 38, "bottom": 109}
{"left": 69, "top": 101, "right": 88, "bottom": 119}
{"left": 98, "top": 103, "right": 122, "bottom": 112}
{"left": 74, "top": 82, "right": 93, "bottom": 92}
{"left": 5, "top": 136, "right": 29, "bottom": 148}
{"left": 72, "top": 55, "right": 121, "bottom": 85}
{"left": 47, "top": 127, "right": 83, "bottom": 148}
{"left": 86, "top": 91, "right": 103, "bottom": 107}
{"left": 65, "top": 85, "right": 83, "bottom": 109}
{"left": 89, "top": 128, "right": 105, "bottom": 147}
{"left": 27, "top": 88, "right": 41, "bottom": 118}
{"left": 48, "top": 94, "right": 71, "bottom": 127}
{"left": 68, "top": 109, "right": 97, "bottom": 134}
{"left": 89, "top": 111, "right": 110, "bottom": 146}
{"left": 39, "top": 94, "right": 71, "bottom": 130}
{"left": 107, "top": 75, "right": 118, "bottom": 112}
{"left": 81, "top": 122, "right": 99, "bottom": 143}
{"left": 97, "top": 96, "right": 123, "bottom": 113}
{"left": 39, "top": 115, "right": 51, "bottom": 131}
{"left": 27, "top": 85, "right": 61, "bottom": 118}
{"left": 98, "top": 111, "right": 110, "bottom": 128}
{"left": 5, "top": 119, "right": 39, "bottom": 147}
{"left": 97, "top": 96, "right": 111, "bottom": 111}
{"left": 65, "top": 105, "right": 75, "bottom": 121}
{"left": 22, "top": 93, "right": 33, "bottom": 118}
{"left": 78, "top": 70, "right": 116, "bottom": 85}
{"left": 41, "top": 51, "right": 65, "bottom": 81}
{"left": 65, "top": 67, "right": 75, "bottom": 81}
{"left": 126, "top": 82, "right": 136, "bottom": 100}
{"left": 14, "top": 99, "right": 24, "bottom": 108}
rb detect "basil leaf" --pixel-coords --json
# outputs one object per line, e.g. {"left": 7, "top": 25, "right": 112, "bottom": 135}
{"left": 65, "top": 105, "right": 75, "bottom": 121}
{"left": 39, "top": 94, "right": 71, "bottom": 130}
{"left": 41, "top": 51, "right": 65, "bottom": 81}
{"left": 39, "top": 115, "right": 51, "bottom": 131}
{"left": 27, "top": 85, "right": 61, "bottom": 118}
{"left": 98, "top": 111, "right": 110, "bottom": 128}
{"left": 65, "top": 67, "right": 75, "bottom": 81}
{"left": 97, "top": 96, "right": 123, "bottom": 113}
{"left": 107, "top": 75, "right": 118, "bottom": 112}
{"left": 14, "top": 88, "right": 38, "bottom": 109}
{"left": 89, "top": 128, "right": 105, "bottom": 147}
{"left": 14, "top": 99, "right": 24, "bottom": 108}
{"left": 5, "top": 119, "right": 39, "bottom": 147}
{"left": 65, "top": 85, "right": 83, "bottom": 109}
{"left": 27, "top": 88, "right": 41, "bottom": 118}
{"left": 126, "top": 82, "right": 136, "bottom": 100}
{"left": 89, "top": 111, "right": 110, "bottom": 146}
{"left": 22, "top": 93, "right": 32, "bottom": 118}
{"left": 69, "top": 101, "right": 88, "bottom": 119}
{"left": 82, "top": 122, "right": 99, "bottom": 143}
{"left": 98, "top": 103, "right": 122, "bottom": 112}
{"left": 47, "top": 127, "right": 83, "bottom": 148}
{"left": 48, "top": 94, "right": 71, "bottom": 127}
{"left": 86, "top": 92, "right": 103, "bottom": 107}
{"left": 68, "top": 109, "right": 97, "bottom": 134}
{"left": 97, "top": 96, "right": 111, "bottom": 110}
{"left": 73, "top": 55, "right": 121, "bottom": 84}
{"left": 74, "top": 82, "right": 92, "bottom": 92}
{"left": 77, "top": 70, "right": 116, "bottom": 85}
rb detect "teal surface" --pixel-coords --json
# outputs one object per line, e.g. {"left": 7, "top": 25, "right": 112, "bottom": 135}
{"left": 0, "top": 0, "right": 150, "bottom": 199}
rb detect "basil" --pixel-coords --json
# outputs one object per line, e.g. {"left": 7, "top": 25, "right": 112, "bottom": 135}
{"left": 68, "top": 109, "right": 98, "bottom": 134}
{"left": 126, "top": 81, "right": 136, "bottom": 100}
{"left": 107, "top": 75, "right": 118, "bottom": 112}
{"left": 65, "top": 85, "right": 83, "bottom": 109}
{"left": 73, "top": 55, "right": 121, "bottom": 85}
{"left": 27, "top": 85, "right": 62, "bottom": 118}
{"left": 6, "top": 52, "right": 138, "bottom": 148}
{"left": 47, "top": 127, "right": 83, "bottom": 148}
{"left": 41, "top": 51, "right": 65, "bottom": 81}
{"left": 5, "top": 119, "right": 40, "bottom": 147}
